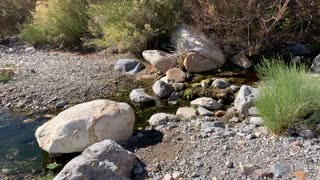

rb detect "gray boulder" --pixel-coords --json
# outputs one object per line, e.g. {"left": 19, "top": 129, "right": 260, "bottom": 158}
{"left": 191, "top": 97, "right": 223, "bottom": 110}
{"left": 142, "top": 50, "right": 178, "bottom": 73}
{"left": 234, "top": 85, "right": 259, "bottom": 115}
{"left": 54, "top": 140, "right": 137, "bottom": 180}
{"left": 231, "top": 52, "right": 252, "bottom": 69}
{"left": 114, "top": 59, "right": 144, "bottom": 74}
{"left": 152, "top": 80, "right": 173, "bottom": 98}
{"left": 171, "top": 26, "right": 226, "bottom": 73}
{"left": 129, "top": 88, "right": 154, "bottom": 103}
{"left": 311, "top": 54, "right": 320, "bottom": 73}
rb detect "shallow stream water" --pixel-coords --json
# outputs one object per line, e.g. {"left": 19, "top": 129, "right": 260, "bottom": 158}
{"left": 0, "top": 109, "right": 47, "bottom": 175}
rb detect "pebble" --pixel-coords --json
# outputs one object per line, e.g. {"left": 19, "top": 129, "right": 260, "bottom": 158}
{"left": 226, "top": 161, "right": 234, "bottom": 168}
{"left": 172, "top": 171, "right": 181, "bottom": 179}
{"left": 270, "top": 163, "right": 290, "bottom": 177}
{"left": 163, "top": 174, "right": 173, "bottom": 180}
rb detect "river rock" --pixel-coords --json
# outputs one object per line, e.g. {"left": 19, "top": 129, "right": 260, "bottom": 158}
{"left": 234, "top": 85, "right": 259, "bottom": 115}
{"left": 176, "top": 107, "right": 197, "bottom": 120}
{"left": 197, "top": 106, "right": 214, "bottom": 117}
{"left": 270, "top": 163, "right": 290, "bottom": 177}
{"left": 212, "top": 79, "right": 230, "bottom": 89}
{"left": 183, "top": 53, "right": 223, "bottom": 73}
{"left": 130, "top": 88, "right": 154, "bottom": 103}
{"left": 35, "top": 100, "right": 135, "bottom": 153}
{"left": 231, "top": 52, "right": 252, "bottom": 69}
{"left": 249, "top": 117, "right": 264, "bottom": 126}
{"left": 114, "top": 59, "right": 144, "bottom": 74}
{"left": 142, "top": 50, "right": 178, "bottom": 73}
{"left": 54, "top": 140, "right": 137, "bottom": 180}
{"left": 148, "top": 113, "right": 177, "bottom": 126}
{"left": 191, "top": 97, "right": 223, "bottom": 110}
{"left": 311, "top": 54, "right": 320, "bottom": 73}
{"left": 152, "top": 80, "right": 173, "bottom": 98}
{"left": 171, "top": 26, "right": 225, "bottom": 73}
{"left": 166, "top": 68, "right": 186, "bottom": 83}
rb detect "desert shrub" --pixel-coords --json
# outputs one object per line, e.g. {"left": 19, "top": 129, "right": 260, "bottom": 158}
{"left": 87, "top": 0, "right": 184, "bottom": 51}
{"left": 0, "top": 0, "right": 36, "bottom": 38}
{"left": 183, "top": 0, "right": 320, "bottom": 55}
{"left": 255, "top": 59, "right": 320, "bottom": 133}
{"left": 21, "top": 0, "right": 89, "bottom": 46}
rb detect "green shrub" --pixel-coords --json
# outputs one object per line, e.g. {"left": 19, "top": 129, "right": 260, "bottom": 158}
{"left": 255, "top": 59, "right": 320, "bottom": 133}
{"left": 21, "top": 0, "right": 89, "bottom": 46}
{"left": 87, "top": 0, "right": 184, "bottom": 51}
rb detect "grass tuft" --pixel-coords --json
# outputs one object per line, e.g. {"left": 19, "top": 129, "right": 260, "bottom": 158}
{"left": 255, "top": 59, "right": 320, "bottom": 133}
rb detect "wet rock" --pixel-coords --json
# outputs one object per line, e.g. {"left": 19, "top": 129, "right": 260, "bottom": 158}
{"left": 35, "top": 100, "right": 135, "bottom": 153}
{"left": 176, "top": 107, "right": 197, "bottom": 120}
{"left": 212, "top": 79, "right": 230, "bottom": 89}
{"left": 55, "top": 101, "right": 67, "bottom": 109}
{"left": 148, "top": 113, "right": 177, "bottom": 126}
{"left": 130, "top": 88, "right": 154, "bottom": 103}
{"left": 249, "top": 117, "right": 264, "bottom": 126}
{"left": 166, "top": 68, "right": 186, "bottom": 83}
{"left": 152, "top": 80, "right": 174, "bottom": 98}
{"left": 114, "top": 59, "right": 144, "bottom": 74}
{"left": 270, "top": 163, "right": 290, "bottom": 177}
{"left": 197, "top": 106, "right": 214, "bottom": 117}
{"left": 191, "top": 97, "right": 223, "bottom": 110}
{"left": 234, "top": 85, "right": 259, "bottom": 115}
{"left": 54, "top": 140, "right": 137, "bottom": 180}
{"left": 231, "top": 52, "right": 252, "bottom": 69}
{"left": 142, "top": 50, "right": 178, "bottom": 73}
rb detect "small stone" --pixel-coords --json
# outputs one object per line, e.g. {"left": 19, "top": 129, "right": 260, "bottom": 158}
{"left": 240, "top": 164, "right": 261, "bottom": 176}
{"left": 168, "top": 91, "right": 180, "bottom": 101}
{"left": 178, "top": 159, "right": 186, "bottom": 166}
{"left": 270, "top": 163, "right": 290, "bottom": 177}
{"left": 248, "top": 107, "right": 259, "bottom": 116}
{"left": 191, "top": 97, "right": 223, "bottom": 110}
{"left": 152, "top": 80, "right": 174, "bottom": 98}
{"left": 230, "top": 117, "right": 240, "bottom": 123}
{"left": 55, "top": 101, "right": 67, "bottom": 109}
{"left": 212, "top": 79, "right": 230, "bottom": 89}
{"left": 231, "top": 52, "right": 252, "bottom": 69}
{"left": 168, "top": 101, "right": 178, "bottom": 106}
{"left": 230, "top": 85, "right": 240, "bottom": 92}
{"left": 194, "top": 161, "right": 203, "bottom": 167}
{"left": 249, "top": 117, "right": 264, "bottom": 126}
{"left": 246, "top": 134, "right": 256, "bottom": 140}
{"left": 201, "top": 121, "right": 225, "bottom": 130}
{"left": 292, "top": 141, "right": 302, "bottom": 147}
{"left": 226, "top": 161, "right": 234, "bottom": 168}
{"left": 214, "top": 110, "right": 225, "bottom": 117}
{"left": 172, "top": 83, "right": 184, "bottom": 91}
{"left": 148, "top": 113, "right": 177, "bottom": 126}
{"left": 163, "top": 174, "right": 173, "bottom": 180}
{"left": 22, "top": 118, "right": 36, "bottom": 124}
{"left": 172, "top": 171, "right": 181, "bottom": 179}
{"left": 166, "top": 68, "right": 186, "bottom": 83}
{"left": 293, "top": 171, "right": 308, "bottom": 180}
{"left": 130, "top": 88, "right": 154, "bottom": 103}
{"left": 176, "top": 107, "right": 197, "bottom": 120}
{"left": 197, "top": 106, "right": 214, "bottom": 117}
{"left": 299, "top": 129, "right": 316, "bottom": 139}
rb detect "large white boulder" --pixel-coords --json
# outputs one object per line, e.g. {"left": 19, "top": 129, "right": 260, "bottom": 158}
{"left": 171, "top": 26, "right": 226, "bottom": 73}
{"left": 234, "top": 85, "right": 259, "bottom": 115}
{"left": 142, "top": 50, "right": 178, "bottom": 73}
{"left": 35, "top": 100, "right": 135, "bottom": 153}
{"left": 54, "top": 140, "right": 137, "bottom": 180}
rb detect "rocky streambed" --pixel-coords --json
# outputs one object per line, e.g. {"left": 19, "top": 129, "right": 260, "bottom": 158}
{"left": 1, "top": 26, "right": 320, "bottom": 180}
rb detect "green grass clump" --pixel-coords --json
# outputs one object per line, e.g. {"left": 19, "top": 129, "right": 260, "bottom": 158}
{"left": 0, "top": 69, "right": 14, "bottom": 83}
{"left": 87, "top": 0, "right": 184, "bottom": 51}
{"left": 255, "top": 59, "right": 320, "bottom": 133}
{"left": 21, "top": 0, "right": 89, "bottom": 46}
